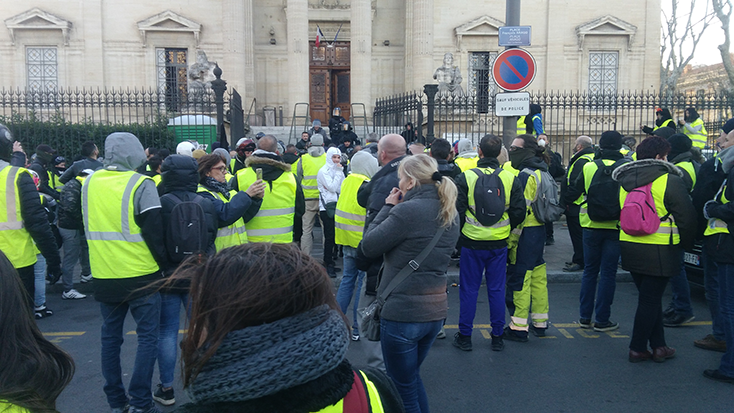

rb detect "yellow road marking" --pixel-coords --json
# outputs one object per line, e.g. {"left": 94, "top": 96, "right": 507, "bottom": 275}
{"left": 538, "top": 335, "right": 557, "bottom": 339}
{"left": 606, "top": 331, "right": 629, "bottom": 338}
{"left": 480, "top": 329, "right": 491, "bottom": 339}
{"left": 557, "top": 328, "right": 574, "bottom": 339}
{"left": 43, "top": 332, "right": 86, "bottom": 336}
{"left": 576, "top": 329, "right": 599, "bottom": 338}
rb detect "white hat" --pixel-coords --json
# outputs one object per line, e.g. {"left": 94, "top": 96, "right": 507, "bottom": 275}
{"left": 176, "top": 141, "right": 196, "bottom": 157}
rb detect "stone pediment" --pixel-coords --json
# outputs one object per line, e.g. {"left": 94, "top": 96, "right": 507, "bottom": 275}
{"left": 137, "top": 10, "right": 201, "bottom": 46}
{"left": 575, "top": 15, "right": 637, "bottom": 51}
{"left": 455, "top": 15, "right": 505, "bottom": 43}
{"left": 5, "top": 8, "right": 72, "bottom": 45}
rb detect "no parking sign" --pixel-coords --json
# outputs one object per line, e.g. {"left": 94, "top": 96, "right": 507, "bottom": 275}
{"left": 492, "top": 48, "right": 536, "bottom": 92}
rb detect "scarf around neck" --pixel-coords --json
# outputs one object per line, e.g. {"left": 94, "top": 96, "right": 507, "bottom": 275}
{"left": 202, "top": 177, "right": 230, "bottom": 200}
{"left": 186, "top": 305, "right": 349, "bottom": 404}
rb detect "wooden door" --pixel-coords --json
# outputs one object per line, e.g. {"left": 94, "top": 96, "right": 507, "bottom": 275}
{"left": 309, "top": 68, "right": 331, "bottom": 125}
{"left": 332, "top": 70, "right": 350, "bottom": 121}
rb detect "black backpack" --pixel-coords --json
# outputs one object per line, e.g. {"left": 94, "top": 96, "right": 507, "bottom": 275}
{"left": 469, "top": 168, "right": 506, "bottom": 226}
{"left": 161, "top": 193, "right": 208, "bottom": 264}
{"left": 585, "top": 159, "right": 628, "bottom": 222}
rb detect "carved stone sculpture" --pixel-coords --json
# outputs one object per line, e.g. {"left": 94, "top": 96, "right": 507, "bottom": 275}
{"left": 433, "top": 52, "right": 464, "bottom": 96}
{"left": 188, "top": 50, "right": 216, "bottom": 92}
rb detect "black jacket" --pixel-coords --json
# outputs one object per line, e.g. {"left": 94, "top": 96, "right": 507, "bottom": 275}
{"left": 455, "top": 157, "right": 525, "bottom": 249}
{"left": 29, "top": 158, "right": 60, "bottom": 200}
{"left": 545, "top": 148, "right": 565, "bottom": 180}
{"left": 59, "top": 157, "right": 103, "bottom": 184}
{"left": 566, "top": 149, "right": 627, "bottom": 216}
{"left": 57, "top": 177, "right": 83, "bottom": 230}
{"left": 692, "top": 156, "right": 727, "bottom": 238}
{"left": 198, "top": 183, "right": 259, "bottom": 229}
{"left": 436, "top": 159, "right": 462, "bottom": 180}
{"left": 613, "top": 159, "right": 697, "bottom": 276}
{"left": 561, "top": 146, "right": 595, "bottom": 211}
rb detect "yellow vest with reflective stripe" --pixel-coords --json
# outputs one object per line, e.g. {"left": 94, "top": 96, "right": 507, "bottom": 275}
{"left": 675, "top": 160, "right": 697, "bottom": 190}
{"left": 455, "top": 156, "right": 479, "bottom": 172}
{"left": 0, "top": 401, "right": 30, "bottom": 413}
{"left": 83, "top": 170, "right": 159, "bottom": 279}
{"left": 653, "top": 119, "right": 676, "bottom": 132}
{"left": 335, "top": 173, "right": 368, "bottom": 248}
{"left": 313, "top": 370, "right": 385, "bottom": 413}
{"left": 517, "top": 116, "right": 527, "bottom": 134}
{"left": 151, "top": 174, "right": 162, "bottom": 186}
{"left": 704, "top": 181, "right": 730, "bottom": 237}
{"left": 579, "top": 159, "right": 621, "bottom": 229}
{"left": 48, "top": 170, "right": 63, "bottom": 190}
{"left": 567, "top": 153, "right": 594, "bottom": 205}
{"left": 0, "top": 166, "right": 37, "bottom": 268}
{"left": 684, "top": 118, "right": 708, "bottom": 149}
{"left": 619, "top": 174, "right": 680, "bottom": 245}
{"left": 502, "top": 161, "right": 519, "bottom": 176}
{"left": 462, "top": 167, "right": 514, "bottom": 241}
{"left": 295, "top": 154, "right": 326, "bottom": 199}
{"left": 197, "top": 185, "right": 248, "bottom": 250}
{"left": 519, "top": 169, "right": 543, "bottom": 227}
{"left": 237, "top": 168, "right": 296, "bottom": 243}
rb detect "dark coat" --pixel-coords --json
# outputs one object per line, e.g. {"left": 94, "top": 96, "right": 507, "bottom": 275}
{"left": 703, "top": 150, "right": 734, "bottom": 264}
{"left": 29, "top": 157, "right": 60, "bottom": 200}
{"left": 613, "top": 159, "right": 697, "bottom": 277}
{"left": 59, "top": 157, "right": 103, "bottom": 184}
{"left": 561, "top": 146, "right": 595, "bottom": 211}
{"left": 436, "top": 159, "right": 462, "bottom": 180}
{"left": 692, "top": 156, "right": 727, "bottom": 238}
{"left": 57, "top": 177, "right": 83, "bottom": 230}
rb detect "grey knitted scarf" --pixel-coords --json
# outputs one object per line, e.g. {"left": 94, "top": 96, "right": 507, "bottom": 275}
{"left": 186, "top": 305, "right": 349, "bottom": 404}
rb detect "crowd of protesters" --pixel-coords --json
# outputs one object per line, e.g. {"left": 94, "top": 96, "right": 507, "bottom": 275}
{"left": 2, "top": 106, "right": 734, "bottom": 413}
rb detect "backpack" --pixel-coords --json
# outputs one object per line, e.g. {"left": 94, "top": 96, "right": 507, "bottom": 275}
{"left": 619, "top": 182, "right": 670, "bottom": 236}
{"left": 469, "top": 168, "right": 506, "bottom": 226}
{"left": 585, "top": 159, "right": 627, "bottom": 222}
{"left": 162, "top": 193, "right": 209, "bottom": 264}
{"left": 521, "top": 168, "right": 564, "bottom": 224}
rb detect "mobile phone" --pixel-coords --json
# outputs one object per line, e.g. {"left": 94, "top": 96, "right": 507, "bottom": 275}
{"left": 398, "top": 193, "right": 403, "bottom": 201}
{"left": 256, "top": 168, "right": 263, "bottom": 180}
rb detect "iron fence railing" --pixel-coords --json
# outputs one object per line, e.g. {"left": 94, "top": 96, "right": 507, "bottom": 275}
{"left": 374, "top": 89, "right": 734, "bottom": 162}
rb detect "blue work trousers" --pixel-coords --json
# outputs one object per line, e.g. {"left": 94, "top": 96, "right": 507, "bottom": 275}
{"left": 717, "top": 262, "right": 734, "bottom": 376}
{"left": 459, "top": 247, "right": 507, "bottom": 337}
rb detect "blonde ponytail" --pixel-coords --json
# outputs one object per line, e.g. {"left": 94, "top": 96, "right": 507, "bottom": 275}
{"left": 398, "top": 154, "right": 458, "bottom": 228}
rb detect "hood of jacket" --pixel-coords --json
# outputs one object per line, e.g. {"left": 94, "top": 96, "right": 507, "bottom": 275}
{"left": 670, "top": 150, "right": 694, "bottom": 165}
{"left": 717, "top": 145, "right": 734, "bottom": 174}
{"left": 350, "top": 150, "right": 379, "bottom": 178}
{"left": 324, "top": 147, "right": 342, "bottom": 169}
{"left": 245, "top": 152, "right": 291, "bottom": 181}
{"left": 102, "top": 132, "right": 146, "bottom": 172}
{"left": 519, "top": 155, "right": 548, "bottom": 172}
{"left": 612, "top": 158, "right": 682, "bottom": 191}
{"left": 161, "top": 155, "right": 200, "bottom": 193}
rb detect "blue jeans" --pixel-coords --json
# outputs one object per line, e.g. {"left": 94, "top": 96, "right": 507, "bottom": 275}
{"left": 381, "top": 319, "right": 443, "bottom": 413}
{"left": 100, "top": 294, "right": 161, "bottom": 410}
{"left": 335, "top": 246, "right": 364, "bottom": 332}
{"left": 158, "top": 292, "right": 188, "bottom": 389}
{"left": 667, "top": 251, "right": 694, "bottom": 317}
{"left": 579, "top": 229, "right": 620, "bottom": 324}
{"left": 59, "top": 227, "right": 91, "bottom": 291}
{"left": 459, "top": 247, "right": 507, "bottom": 337}
{"left": 703, "top": 247, "right": 725, "bottom": 340}
{"left": 717, "top": 263, "right": 734, "bottom": 376}
{"left": 33, "top": 254, "right": 46, "bottom": 307}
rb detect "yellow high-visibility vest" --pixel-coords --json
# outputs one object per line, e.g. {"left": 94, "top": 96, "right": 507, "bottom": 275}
{"left": 675, "top": 160, "right": 697, "bottom": 190}
{"left": 519, "top": 168, "right": 543, "bottom": 228}
{"left": 517, "top": 116, "right": 527, "bottom": 135}
{"left": 502, "top": 161, "right": 519, "bottom": 176}
{"left": 47, "top": 170, "right": 63, "bottom": 190}
{"left": 82, "top": 170, "right": 159, "bottom": 279}
{"left": 684, "top": 118, "right": 708, "bottom": 149}
{"left": 461, "top": 167, "right": 515, "bottom": 241}
{"left": 0, "top": 401, "right": 30, "bottom": 413}
{"left": 335, "top": 173, "right": 368, "bottom": 248}
{"left": 704, "top": 181, "right": 730, "bottom": 237}
{"left": 455, "top": 156, "right": 479, "bottom": 172}
{"left": 579, "top": 159, "right": 623, "bottom": 229}
{"left": 567, "top": 153, "right": 594, "bottom": 206}
{"left": 619, "top": 174, "right": 680, "bottom": 245}
{"left": 237, "top": 168, "right": 296, "bottom": 243}
{"left": 151, "top": 174, "right": 162, "bottom": 186}
{"left": 653, "top": 119, "right": 676, "bottom": 132}
{"left": 198, "top": 185, "right": 248, "bottom": 250}
{"left": 294, "top": 153, "right": 326, "bottom": 199}
{"left": 0, "top": 166, "right": 37, "bottom": 268}
{"left": 314, "top": 370, "right": 385, "bottom": 413}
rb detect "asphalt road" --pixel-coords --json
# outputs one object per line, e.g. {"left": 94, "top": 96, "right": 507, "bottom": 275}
{"left": 39, "top": 279, "right": 732, "bottom": 413}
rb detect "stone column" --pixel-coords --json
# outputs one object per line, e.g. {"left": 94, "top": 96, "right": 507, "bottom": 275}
{"left": 411, "top": 0, "right": 434, "bottom": 91}
{"left": 351, "top": 0, "right": 373, "bottom": 116}
{"left": 83, "top": 0, "right": 105, "bottom": 87}
{"left": 222, "top": 0, "right": 251, "bottom": 94}
{"left": 286, "top": 0, "right": 310, "bottom": 121}
{"left": 404, "top": 0, "right": 414, "bottom": 91}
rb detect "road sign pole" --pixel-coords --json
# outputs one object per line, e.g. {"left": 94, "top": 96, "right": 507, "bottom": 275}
{"left": 503, "top": 0, "right": 521, "bottom": 148}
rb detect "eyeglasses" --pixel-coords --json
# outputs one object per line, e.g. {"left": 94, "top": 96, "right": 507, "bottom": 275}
{"left": 212, "top": 166, "right": 227, "bottom": 173}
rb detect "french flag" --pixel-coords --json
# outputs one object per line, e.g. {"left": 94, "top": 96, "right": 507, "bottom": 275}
{"left": 315, "top": 25, "right": 325, "bottom": 47}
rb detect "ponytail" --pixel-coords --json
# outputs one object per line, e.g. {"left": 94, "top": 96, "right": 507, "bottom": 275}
{"left": 435, "top": 177, "right": 458, "bottom": 228}
{"left": 399, "top": 154, "right": 458, "bottom": 228}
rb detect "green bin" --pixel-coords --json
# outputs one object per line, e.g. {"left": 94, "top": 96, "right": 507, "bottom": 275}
{"left": 167, "top": 115, "right": 217, "bottom": 151}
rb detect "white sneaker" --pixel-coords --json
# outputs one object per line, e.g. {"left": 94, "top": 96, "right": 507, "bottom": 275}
{"left": 80, "top": 274, "right": 93, "bottom": 283}
{"left": 62, "top": 289, "right": 87, "bottom": 300}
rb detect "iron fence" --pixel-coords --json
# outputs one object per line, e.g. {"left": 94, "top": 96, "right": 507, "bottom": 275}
{"left": 0, "top": 88, "right": 230, "bottom": 160}
{"left": 373, "top": 89, "right": 734, "bottom": 161}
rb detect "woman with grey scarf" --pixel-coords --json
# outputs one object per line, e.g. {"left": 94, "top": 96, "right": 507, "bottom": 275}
{"left": 171, "top": 243, "right": 405, "bottom": 412}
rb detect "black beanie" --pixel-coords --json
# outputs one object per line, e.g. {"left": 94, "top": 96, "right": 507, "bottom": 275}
{"left": 35, "top": 144, "right": 56, "bottom": 163}
{"left": 667, "top": 133, "right": 692, "bottom": 156}
{"left": 599, "top": 131, "right": 622, "bottom": 150}
{"left": 653, "top": 126, "right": 676, "bottom": 140}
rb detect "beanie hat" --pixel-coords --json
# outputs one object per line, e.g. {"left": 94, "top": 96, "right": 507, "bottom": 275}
{"left": 192, "top": 149, "right": 207, "bottom": 159}
{"left": 667, "top": 133, "right": 692, "bottom": 155}
{"left": 722, "top": 118, "right": 734, "bottom": 135}
{"left": 310, "top": 134, "right": 324, "bottom": 146}
{"left": 653, "top": 126, "right": 676, "bottom": 140}
{"left": 599, "top": 131, "right": 622, "bottom": 150}
{"left": 456, "top": 138, "right": 473, "bottom": 155}
{"left": 313, "top": 119, "right": 322, "bottom": 127}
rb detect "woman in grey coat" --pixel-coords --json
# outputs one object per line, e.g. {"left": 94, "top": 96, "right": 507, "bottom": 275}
{"left": 361, "top": 154, "right": 460, "bottom": 413}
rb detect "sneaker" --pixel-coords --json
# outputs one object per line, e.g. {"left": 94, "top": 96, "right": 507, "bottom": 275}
{"left": 351, "top": 331, "right": 360, "bottom": 341}
{"left": 703, "top": 369, "right": 734, "bottom": 384}
{"left": 34, "top": 304, "right": 53, "bottom": 319}
{"left": 452, "top": 332, "right": 472, "bottom": 351}
{"left": 326, "top": 265, "right": 337, "bottom": 278}
{"left": 491, "top": 334, "right": 505, "bottom": 351}
{"left": 503, "top": 326, "right": 529, "bottom": 343}
{"left": 663, "top": 304, "right": 676, "bottom": 318}
{"left": 545, "top": 237, "right": 555, "bottom": 246}
{"left": 593, "top": 321, "right": 619, "bottom": 332}
{"left": 80, "top": 274, "right": 93, "bottom": 283}
{"left": 129, "top": 404, "right": 164, "bottom": 413}
{"left": 436, "top": 326, "right": 446, "bottom": 339}
{"left": 694, "top": 334, "right": 727, "bottom": 353}
{"left": 563, "top": 263, "right": 583, "bottom": 272}
{"left": 663, "top": 313, "right": 695, "bottom": 327}
{"left": 152, "top": 384, "right": 175, "bottom": 406}
{"left": 578, "top": 318, "right": 593, "bottom": 329}
{"left": 62, "top": 289, "right": 87, "bottom": 300}
{"left": 530, "top": 325, "right": 546, "bottom": 337}
{"left": 111, "top": 404, "right": 129, "bottom": 413}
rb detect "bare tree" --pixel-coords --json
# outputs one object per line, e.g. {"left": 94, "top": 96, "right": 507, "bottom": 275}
{"left": 712, "top": 0, "right": 734, "bottom": 92}
{"left": 660, "top": 0, "right": 714, "bottom": 95}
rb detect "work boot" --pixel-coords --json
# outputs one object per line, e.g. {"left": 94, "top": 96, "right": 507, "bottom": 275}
{"left": 491, "top": 334, "right": 505, "bottom": 351}
{"left": 452, "top": 332, "right": 472, "bottom": 351}
{"left": 503, "top": 326, "right": 528, "bottom": 343}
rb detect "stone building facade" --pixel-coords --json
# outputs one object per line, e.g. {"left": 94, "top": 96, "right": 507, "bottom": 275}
{"left": 1, "top": 0, "right": 661, "bottom": 125}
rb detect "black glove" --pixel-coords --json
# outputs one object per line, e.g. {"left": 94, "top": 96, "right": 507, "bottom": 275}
{"left": 46, "top": 265, "right": 62, "bottom": 285}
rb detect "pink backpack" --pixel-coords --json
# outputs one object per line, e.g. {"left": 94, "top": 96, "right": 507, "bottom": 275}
{"left": 620, "top": 182, "right": 662, "bottom": 236}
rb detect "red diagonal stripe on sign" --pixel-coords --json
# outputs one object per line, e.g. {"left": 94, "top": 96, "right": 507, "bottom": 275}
{"left": 503, "top": 59, "right": 527, "bottom": 83}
